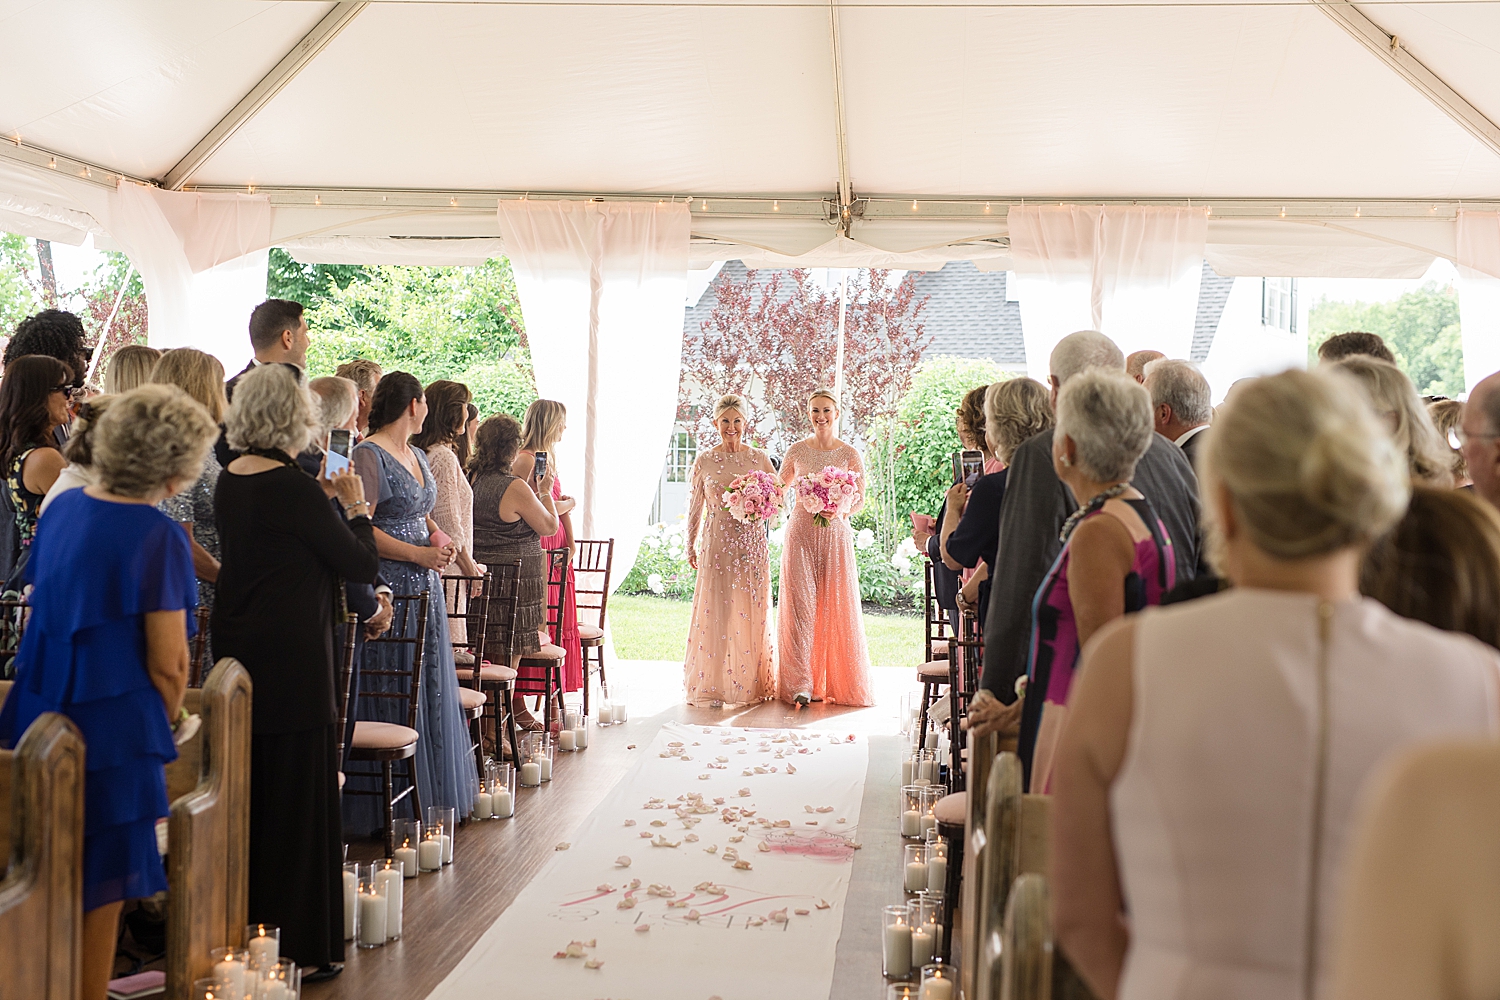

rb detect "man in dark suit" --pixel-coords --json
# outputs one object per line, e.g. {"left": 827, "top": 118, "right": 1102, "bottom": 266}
{"left": 1144, "top": 358, "right": 1212, "bottom": 466}
{"left": 218, "top": 299, "right": 312, "bottom": 467}
{"left": 970, "top": 332, "right": 1201, "bottom": 735}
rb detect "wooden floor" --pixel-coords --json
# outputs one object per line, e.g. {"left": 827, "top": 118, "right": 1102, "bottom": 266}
{"left": 309, "top": 663, "right": 912, "bottom": 1000}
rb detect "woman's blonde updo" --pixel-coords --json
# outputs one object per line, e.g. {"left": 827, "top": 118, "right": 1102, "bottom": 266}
{"left": 1333, "top": 355, "right": 1453, "bottom": 487}
{"left": 808, "top": 388, "right": 838, "bottom": 409}
{"left": 1201, "top": 368, "right": 1409, "bottom": 567}
{"left": 713, "top": 393, "right": 746, "bottom": 421}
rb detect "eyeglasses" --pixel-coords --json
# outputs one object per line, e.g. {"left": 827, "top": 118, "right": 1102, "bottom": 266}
{"left": 1451, "top": 425, "right": 1500, "bottom": 448}
{"left": 50, "top": 384, "right": 71, "bottom": 396}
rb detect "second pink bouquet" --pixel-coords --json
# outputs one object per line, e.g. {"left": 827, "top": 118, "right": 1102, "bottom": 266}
{"left": 794, "top": 466, "right": 861, "bottom": 527}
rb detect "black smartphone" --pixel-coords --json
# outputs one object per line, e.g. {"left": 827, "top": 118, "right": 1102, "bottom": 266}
{"left": 326, "top": 428, "right": 352, "bottom": 474}
{"left": 533, "top": 450, "right": 548, "bottom": 482}
{"left": 951, "top": 449, "right": 984, "bottom": 486}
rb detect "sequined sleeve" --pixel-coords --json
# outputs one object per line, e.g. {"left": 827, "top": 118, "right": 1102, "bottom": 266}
{"left": 845, "top": 444, "right": 867, "bottom": 515}
{"left": 686, "top": 452, "right": 707, "bottom": 554}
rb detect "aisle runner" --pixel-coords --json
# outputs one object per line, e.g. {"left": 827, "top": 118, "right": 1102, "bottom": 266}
{"left": 426, "top": 723, "right": 871, "bottom": 1000}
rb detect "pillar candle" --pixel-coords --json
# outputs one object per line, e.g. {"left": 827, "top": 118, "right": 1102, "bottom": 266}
{"left": 574, "top": 724, "right": 588, "bottom": 749}
{"left": 564, "top": 709, "right": 580, "bottom": 730}
{"left": 598, "top": 703, "right": 614, "bottom": 725}
{"left": 901, "top": 810, "right": 921, "bottom": 837}
{"left": 519, "top": 761, "right": 541, "bottom": 786}
{"left": 927, "top": 854, "right": 947, "bottom": 892}
{"left": 918, "top": 759, "right": 937, "bottom": 782}
{"left": 538, "top": 754, "right": 552, "bottom": 781}
{"left": 358, "top": 890, "right": 387, "bottom": 946}
{"left": 212, "top": 959, "right": 245, "bottom": 999}
{"left": 259, "top": 983, "right": 291, "bottom": 1000}
{"left": 901, "top": 757, "right": 914, "bottom": 785}
{"left": 883, "top": 920, "right": 912, "bottom": 978}
{"left": 559, "top": 730, "right": 577, "bottom": 752}
{"left": 342, "top": 869, "right": 358, "bottom": 940}
{"left": 375, "top": 865, "right": 403, "bottom": 939}
{"left": 441, "top": 833, "right": 453, "bottom": 864}
{"left": 921, "top": 814, "right": 937, "bottom": 838}
{"left": 394, "top": 845, "right": 418, "bottom": 878}
{"left": 904, "top": 860, "right": 929, "bottom": 893}
{"left": 910, "top": 925, "right": 935, "bottom": 967}
{"left": 247, "top": 933, "right": 277, "bottom": 968}
{"left": 924, "top": 732, "right": 938, "bottom": 750}
{"left": 919, "top": 978, "right": 954, "bottom": 1000}
{"left": 493, "top": 787, "right": 514, "bottom": 817}
{"left": 615, "top": 704, "right": 628, "bottom": 722}
{"left": 927, "top": 919, "right": 944, "bottom": 956}
{"left": 419, "top": 838, "right": 443, "bottom": 871}
{"left": 473, "top": 789, "right": 492, "bottom": 820}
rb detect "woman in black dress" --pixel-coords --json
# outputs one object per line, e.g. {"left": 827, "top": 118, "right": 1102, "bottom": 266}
{"left": 0, "top": 355, "right": 73, "bottom": 588}
{"left": 212, "top": 365, "right": 378, "bottom": 981}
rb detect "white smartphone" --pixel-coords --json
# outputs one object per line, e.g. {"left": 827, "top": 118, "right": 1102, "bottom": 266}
{"left": 326, "top": 428, "right": 352, "bottom": 475}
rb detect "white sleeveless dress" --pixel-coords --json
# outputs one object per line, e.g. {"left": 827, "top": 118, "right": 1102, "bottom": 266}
{"left": 1113, "top": 588, "right": 1500, "bottom": 1000}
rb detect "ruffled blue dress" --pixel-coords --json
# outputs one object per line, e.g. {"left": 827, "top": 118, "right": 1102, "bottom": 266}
{"left": 0, "top": 489, "right": 196, "bottom": 911}
{"left": 345, "top": 443, "right": 477, "bottom": 834}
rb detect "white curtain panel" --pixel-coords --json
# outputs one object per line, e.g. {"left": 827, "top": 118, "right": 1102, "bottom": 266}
{"left": 1458, "top": 211, "right": 1500, "bottom": 392}
{"left": 497, "top": 200, "right": 691, "bottom": 588}
{"left": 1008, "top": 205, "right": 1209, "bottom": 374}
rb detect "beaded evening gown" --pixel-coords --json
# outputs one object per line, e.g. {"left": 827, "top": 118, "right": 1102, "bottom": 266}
{"left": 776, "top": 440, "right": 873, "bottom": 706}
{"left": 683, "top": 447, "right": 777, "bottom": 707}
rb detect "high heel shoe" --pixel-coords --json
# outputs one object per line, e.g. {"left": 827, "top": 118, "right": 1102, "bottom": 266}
{"left": 793, "top": 692, "right": 811, "bottom": 708}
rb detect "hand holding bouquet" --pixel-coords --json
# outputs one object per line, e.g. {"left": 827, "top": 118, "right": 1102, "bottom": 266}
{"left": 721, "top": 470, "right": 783, "bottom": 525}
{"left": 795, "top": 466, "right": 861, "bottom": 527}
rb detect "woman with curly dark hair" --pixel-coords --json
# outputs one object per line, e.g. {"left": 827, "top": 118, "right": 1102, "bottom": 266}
{"left": 0, "top": 355, "right": 73, "bottom": 584}
{"left": 413, "top": 380, "right": 481, "bottom": 656}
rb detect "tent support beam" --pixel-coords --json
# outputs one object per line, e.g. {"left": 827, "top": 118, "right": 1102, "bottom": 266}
{"left": 162, "top": 1, "right": 369, "bottom": 191}
{"left": 0, "top": 136, "right": 147, "bottom": 189}
{"left": 827, "top": 0, "right": 854, "bottom": 236}
{"left": 1310, "top": 0, "right": 1500, "bottom": 158}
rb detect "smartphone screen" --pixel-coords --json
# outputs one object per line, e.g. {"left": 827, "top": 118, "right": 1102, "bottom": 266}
{"left": 961, "top": 450, "right": 985, "bottom": 485}
{"left": 326, "top": 428, "right": 352, "bottom": 475}
{"left": 534, "top": 451, "right": 548, "bottom": 482}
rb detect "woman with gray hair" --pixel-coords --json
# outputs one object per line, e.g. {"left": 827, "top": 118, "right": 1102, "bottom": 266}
{"left": 1016, "top": 367, "right": 1176, "bottom": 793}
{"left": 212, "top": 363, "right": 378, "bottom": 981}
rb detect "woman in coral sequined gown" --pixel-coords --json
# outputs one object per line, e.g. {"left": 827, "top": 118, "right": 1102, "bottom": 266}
{"left": 776, "top": 391, "right": 873, "bottom": 707}
{"left": 683, "top": 395, "right": 777, "bottom": 707}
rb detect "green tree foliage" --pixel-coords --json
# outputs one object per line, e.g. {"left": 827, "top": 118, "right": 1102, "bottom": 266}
{"left": 266, "top": 248, "right": 369, "bottom": 305}
{"left": 1308, "top": 283, "right": 1464, "bottom": 395}
{"left": 0, "top": 233, "right": 40, "bottom": 335}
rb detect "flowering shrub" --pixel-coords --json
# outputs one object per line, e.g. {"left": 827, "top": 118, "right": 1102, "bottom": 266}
{"left": 618, "top": 520, "right": 697, "bottom": 599}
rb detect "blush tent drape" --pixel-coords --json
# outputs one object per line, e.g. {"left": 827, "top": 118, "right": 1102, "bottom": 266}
{"left": 496, "top": 199, "right": 691, "bottom": 594}
{"left": 1458, "top": 211, "right": 1500, "bottom": 393}
{"left": 1008, "top": 205, "right": 1209, "bottom": 378}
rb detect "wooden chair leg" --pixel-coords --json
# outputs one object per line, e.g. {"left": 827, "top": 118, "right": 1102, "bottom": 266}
{"left": 505, "top": 684, "right": 521, "bottom": 766}
{"left": 597, "top": 649, "right": 607, "bottom": 714}
{"left": 470, "top": 711, "right": 485, "bottom": 778}
{"left": 940, "top": 827, "right": 964, "bottom": 962}
{"left": 918, "top": 682, "right": 934, "bottom": 750}
{"left": 407, "top": 757, "right": 422, "bottom": 823}
{"left": 382, "top": 761, "right": 396, "bottom": 857}
{"left": 582, "top": 652, "right": 592, "bottom": 717}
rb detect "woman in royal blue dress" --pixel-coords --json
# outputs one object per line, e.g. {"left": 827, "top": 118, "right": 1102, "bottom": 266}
{"left": 347, "top": 372, "right": 478, "bottom": 832}
{"left": 0, "top": 384, "right": 217, "bottom": 1000}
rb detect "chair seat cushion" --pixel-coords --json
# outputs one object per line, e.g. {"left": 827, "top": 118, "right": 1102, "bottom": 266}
{"left": 520, "top": 643, "right": 567, "bottom": 663}
{"left": 577, "top": 623, "right": 604, "bottom": 641}
{"left": 932, "top": 639, "right": 949, "bottom": 659}
{"left": 352, "top": 721, "right": 419, "bottom": 750}
{"left": 918, "top": 661, "right": 950, "bottom": 680}
{"left": 458, "top": 687, "right": 487, "bottom": 711}
{"left": 472, "top": 662, "right": 518, "bottom": 683}
{"left": 933, "top": 791, "right": 966, "bottom": 826}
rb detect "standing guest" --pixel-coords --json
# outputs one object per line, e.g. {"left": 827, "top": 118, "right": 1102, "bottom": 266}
{"left": 1125, "top": 349, "right": 1165, "bottom": 384}
{"left": 304, "top": 376, "right": 360, "bottom": 477}
{"left": 103, "top": 344, "right": 161, "bottom": 395}
{"left": 1, "top": 355, "right": 73, "bottom": 586}
{"left": 0, "top": 384, "right": 215, "bottom": 1000}
{"left": 1335, "top": 355, "right": 1453, "bottom": 487}
{"left": 776, "top": 389, "right": 873, "bottom": 707}
{"left": 1424, "top": 397, "right": 1468, "bottom": 487}
{"left": 957, "top": 384, "right": 1002, "bottom": 474}
{"left": 683, "top": 393, "right": 777, "bottom": 708}
{"left": 213, "top": 365, "right": 378, "bottom": 982}
{"left": 972, "top": 331, "right": 1199, "bottom": 732}
{"left": 512, "top": 400, "right": 582, "bottom": 705}
{"left": 1142, "top": 359, "right": 1212, "bottom": 464}
{"left": 4, "top": 308, "right": 92, "bottom": 397}
{"left": 1014, "top": 368, "right": 1174, "bottom": 791}
{"left": 1317, "top": 330, "right": 1396, "bottom": 364}
{"left": 335, "top": 358, "right": 384, "bottom": 437}
{"left": 38, "top": 395, "right": 114, "bottom": 517}
{"left": 941, "top": 378, "right": 1054, "bottom": 633}
{"left": 218, "top": 299, "right": 310, "bottom": 466}
{"left": 1459, "top": 372, "right": 1500, "bottom": 510}
{"left": 1049, "top": 369, "right": 1500, "bottom": 1000}
{"left": 469, "top": 414, "right": 559, "bottom": 729}
{"left": 149, "top": 349, "right": 226, "bottom": 642}
{"left": 349, "top": 373, "right": 477, "bottom": 828}
{"left": 413, "top": 380, "right": 481, "bottom": 659}
{"left": 464, "top": 401, "right": 480, "bottom": 450}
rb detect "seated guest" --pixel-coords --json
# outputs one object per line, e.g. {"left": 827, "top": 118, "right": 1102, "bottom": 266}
{"left": 1361, "top": 486, "right": 1500, "bottom": 649}
{"left": 1335, "top": 355, "right": 1453, "bottom": 487}
{"left": 104, "top": 344, "right": 161, "bottom": 395}
{"left": 0, "top": 384, "right": 215, "bottom": 1000}
{"left": 940, "top": 378, "right": 1053, "bottom": 631}
{"left": 335, "top": 358, "right": 384, "bottom": 437}
{"left": 971, "top": 331, "right": 1199, "bottom": 733}
{"left": 1050, "top": 369, "right": 1500, "bottom": 1000}
{"left": 38, "top": 395, "right": 114, "bottom": 516}
{"left": 0, "top": 355, "right": 75, "bottom": 586}
{"left": 1331, "top": 740, "right": 1500, "bottom": 1000}
{"left": 1142, "top": 359, "right": 1212, "bottom": 464}
{"left": 1014, "top": 369, "right": 1174, "bottom": 791}
{"left": 349, "top": 373, "right": 477, "bottom": 829}
{"left": 1317, "top": 330, "right": 1395, "bottom": 364}
{"left": 213, "top": 364, "right": 378, "bottom": 981}
{"left": 1425, "top": 398, "right": 1468, "bottom": 487}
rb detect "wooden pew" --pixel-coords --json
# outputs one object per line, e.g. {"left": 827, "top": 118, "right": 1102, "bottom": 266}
{"left": 165, "top": 659, "right": 252, "bottom": 1000}
{"left": 0, "top": 711, "right": 85, "bottom": 1000}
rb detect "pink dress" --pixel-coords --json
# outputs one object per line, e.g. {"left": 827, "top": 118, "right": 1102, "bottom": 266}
{"left": 776, "top": 440, "right": 873, "bottom": 706}
{"left": 519, "top": 450, "right": 582, "bottom": 693}
{"left": 683, "top": 448, "right": 777, "bottom": 707}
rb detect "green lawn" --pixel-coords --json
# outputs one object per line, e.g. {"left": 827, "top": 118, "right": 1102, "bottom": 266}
{"left": 608, "top": 593, "right": 924, "bottom": 667}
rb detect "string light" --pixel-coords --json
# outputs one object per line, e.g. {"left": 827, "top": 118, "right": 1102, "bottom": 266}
{"left": 911, "top": 199, "right": 919, "bottom": 211}
{"left": 1355, "top": 206, "right": 1361, "bottom": 217}
{"left": 701, "top": 199, "right": 709, "bottom": 211}
{"left": 314, "top": 195, "right": 321, "bottom": 206}
{"left": 450, "top": 196, "right": 458, "bottom": 207}
{"left": 983, "top": 202, "right": 991, "bottom": 214}
{"left": 773, "top": 200, "right": 780, "bottom": 212}
{"left": 48, "top": 157, "right": 56, "bottom": 168}
{"left": 1280, "top": 206, "right": 1286, "bottom": 217}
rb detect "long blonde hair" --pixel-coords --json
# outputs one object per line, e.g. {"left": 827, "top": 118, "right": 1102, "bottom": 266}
{"left": 150, "top": 347, "right": 227, "bottom": 423}
{"left": 520, "top": 399, "right": 567, "bottom": 453}
{"left": 104, "top": 344, "right": 162, "bottom": 395}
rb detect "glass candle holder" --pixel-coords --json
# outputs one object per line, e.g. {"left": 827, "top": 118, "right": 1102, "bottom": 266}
{"left": 251, "top": 959, "right": 300, "bottom": 999}
{"left": 923, "top": 727, "right": 940, "bottom": 751}
{"left": 881, "top": 904, "right": 913, "bottom": 980}
{"left": 888, "top": 985, "right": 920, "bottom": 1000}
{"left": 192, "top": 978, "right": 229, "bottom": 1000}
{"left": 564, "top": 707, "right": 581, "bottom": 731}
{"left": 918, "top": 963, "right": 958, "bottom": 1000}
{"left": 356, "top": 874, "right": 388, "bottom": 948}
{"left": 924, "top": 833, "right": 949, "bottom": 892}
{"left": 341, "top": 862, "right": 360, "bottom": 942}
{"left": 900, "top": 785, "right": 927, "bottom": 839}
{"left": 426, "top": 806, "right": 456, "bottom": 864}
{"left": 392, "top": 819, "right": 421, "bottom": 877}
{"left": 208, "top": 947, "right": 248, "bottom": 1000}
{"left": 244, "top": 923, "right": 279, "bottom": 969}
{"left": 903, "top": 843, "right": 930, "bottom": 893}
{"left": 557, "top": 726, "right": 578, "bottom": 752}
{"left": 490, "top": 761, "right": 516, "bottom": 817}
{"left": 530, "top": 733, "right": 555, "bottom": 782}
{"left": 373, "top": 858, "right": 403, "bottom": 940}
{"left": 907, "top": 898, "right": 938, "bottom": 969}
{"left": 574, "top": 713, "right": 589, "bottom": 749}
{"left": 519, "top": 739, "right": 543, "bottom": 786}
{"left": 472, "top": 773, "right": 493, "bottom": 820}
{"left": 916, "top": 890, "right": 947, "bottom": 960}
{"left": 419, "top": 827, "right": 444, "bottom": 872}
{"left": 596, "top": 692, "right": 615, "bottom": 726}
{"left": 918, "top": 786, "right": 944, "bottom": 840}
{"left": 609, "top": 684, "right": 629, "bottom": 723}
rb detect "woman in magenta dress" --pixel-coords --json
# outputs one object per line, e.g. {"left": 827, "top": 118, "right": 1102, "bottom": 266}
{"left": 776, "top": 390, "right": 873, "bottom": 707}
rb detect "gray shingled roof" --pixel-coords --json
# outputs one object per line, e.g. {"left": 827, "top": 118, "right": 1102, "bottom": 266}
{"left": 1192, "top": 261, "right": 1235, "bottom": 362}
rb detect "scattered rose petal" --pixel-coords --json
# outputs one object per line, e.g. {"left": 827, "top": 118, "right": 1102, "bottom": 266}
{"left": 733, "top": 860, "right": 753, "bottom": 870}
{"left": 615, "top": 856, "right": 632, "bottom": 867}
{"left": 738, "top": 788, "right": 752, "bottom": 797}
{"left": 624, "top": 819, "right": 636, "bottom": 827}
{"left": 584, "top": 959, "right": 604, "bottom": 969}
{"left": 816, "top": 899, "right": 830, "bottom": 910}
{"left": 713, "top": 797, "right": 725, "bottom": 805}
{"left": 758, "top": 841, "right": 771, "bottom": 852}
{"left": 838, "top": 818, "right": 846, "bottom": 824}
{"left": 817, "top": 806, "right": 834, "bottom": 813}
{"left": 698, "top": 774, "right": 711, "bottom": 780}
{"left": 729, "top": 834, "right": 743, "bottom": 843}
{"left": 555, "top": 842, "right": 570, "bottom": 851}
{"left": 650, "top": 819, "right": 666, "bottom": 827}
{"left": 786, "top": 764, "right": 797, "bottom": 774}
{"left": 627, "top": 744, "right": 636, "bottom": 749}
{"left": 565, "top": 942, "right": 585, "bottom": 957}
{"left": 587, "top": 939, "right": 597, "bottom": 947}
{"left": 685, "top": 833, "right": 699, "bottom": 842}
{"left": 640, "top": 831, "right": 652, "bottom": 838}
{"left": 770, "top": 908, "right": 788, "bottom": 923}
{"left": 635, "top": 923, "right": 650, "bottom": 933}
{"left": 805, "top": 805, "right": 814, "bottom": 813}
{"left": 596, "top": 883, "right": 614, "bottom": 892}
{"left": 687, "top": 909, "right": 701, "bottom": 921}
{"left": 629, "top": 878, "right": 642, "bottom": 889}
{"left": 805, "top": 820, "right": 818, "bottom": 826}
{"left": 617, "top": 897, "right": 637, "bottom": 909}
{"left": 795, "top": 908, "right": 810, "bottom": 916}
{"left": 554, "top": 951, "right": 568, "bottom": 959}
{"left": 705, "top": 845, "right": 718, "bottom": 853}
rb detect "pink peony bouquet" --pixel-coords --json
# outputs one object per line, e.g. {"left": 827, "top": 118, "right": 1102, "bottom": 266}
{"left": 721, "top": 470, "right": 783, "bottom": 525}
{"left": 795, "top": 466, "right": 861, "bottom": 527}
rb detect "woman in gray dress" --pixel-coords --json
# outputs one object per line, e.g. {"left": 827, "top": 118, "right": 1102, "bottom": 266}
{"left": 469, "top": 414, "right": 558, "bottom": 730}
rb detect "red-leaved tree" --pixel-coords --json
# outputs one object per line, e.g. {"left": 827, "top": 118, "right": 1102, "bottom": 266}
{"left": 679, "top": 268, "right": 930, "bottom": 453}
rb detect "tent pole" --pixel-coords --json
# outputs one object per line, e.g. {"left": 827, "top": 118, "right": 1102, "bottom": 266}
{"left": 834, "top": 269, "right": 848, "bottom": 436}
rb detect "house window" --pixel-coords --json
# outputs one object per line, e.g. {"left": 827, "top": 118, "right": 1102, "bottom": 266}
{"left": 666, "top": 429, "right": 697, "bottom": 483}
{"left": 1262, "top": 277, "right": 1297, "bottom": 333}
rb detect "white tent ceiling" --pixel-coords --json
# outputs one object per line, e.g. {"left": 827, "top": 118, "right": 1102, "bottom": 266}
{"left": 2, "top": 0, "right": 1500, "bottom": 271}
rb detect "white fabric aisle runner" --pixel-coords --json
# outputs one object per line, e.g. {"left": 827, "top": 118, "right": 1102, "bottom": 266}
{"left": 425, "top": 723, "right": 871, "bottom": 1000}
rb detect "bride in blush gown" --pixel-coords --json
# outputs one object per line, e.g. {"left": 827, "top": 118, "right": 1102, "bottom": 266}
{"left": 683, "top": 394, "right": 777, "bottom": 708}
{"left": 776, "top": 389, "right": 873, "bottom": 707}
